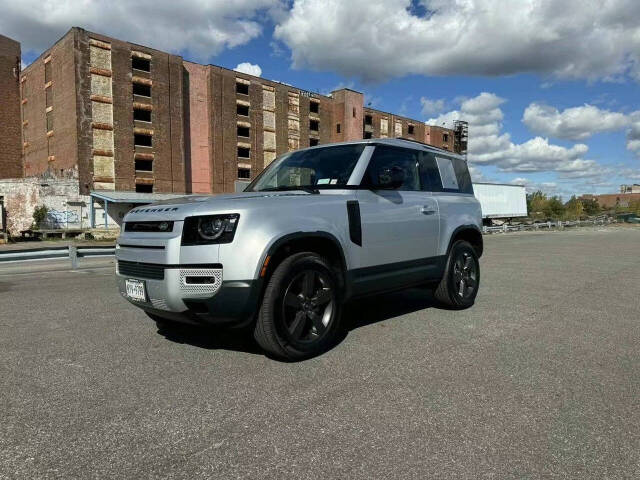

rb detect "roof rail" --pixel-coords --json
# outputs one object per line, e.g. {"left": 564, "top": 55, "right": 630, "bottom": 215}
{"left": 396, "top": 137, "right": 463, "bottom": 158}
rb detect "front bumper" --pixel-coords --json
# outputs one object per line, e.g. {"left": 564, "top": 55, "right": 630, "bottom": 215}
{"left": 116, "top": 261, "right": 261, "bottom": 327}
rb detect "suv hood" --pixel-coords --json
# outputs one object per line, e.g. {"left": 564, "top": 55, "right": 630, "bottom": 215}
{"left": 123, "top": 190, "right": 341, "bottom": 222}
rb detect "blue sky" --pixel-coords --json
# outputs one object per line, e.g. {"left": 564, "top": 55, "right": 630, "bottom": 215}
{"left": 8, "top": 0, "right": 640, "bottom": 200}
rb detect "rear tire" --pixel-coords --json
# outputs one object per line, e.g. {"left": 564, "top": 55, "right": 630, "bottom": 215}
{"left": 254, "top": 252, "right": 342, "bottom": 361}
{"left": 434, "top": 240, "right": 480, "bottom": 309}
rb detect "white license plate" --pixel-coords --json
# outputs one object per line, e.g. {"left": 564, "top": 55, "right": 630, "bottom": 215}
{"left": 125, "top": 279, "right": 147, "bottom": 302}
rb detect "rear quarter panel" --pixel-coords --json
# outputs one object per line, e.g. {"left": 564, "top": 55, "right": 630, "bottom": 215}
{"left": 432, "top": 192, "right": 482, "bottom": 255}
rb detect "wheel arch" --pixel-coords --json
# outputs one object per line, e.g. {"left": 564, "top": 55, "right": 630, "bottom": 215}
{"left": 446, "top": 225, "right": 484, "bottom": 258}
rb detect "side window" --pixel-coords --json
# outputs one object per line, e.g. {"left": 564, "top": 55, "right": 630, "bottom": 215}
{"left": 418, "top": 152, "right": 443, "bottom": 192}
{"left": 363, "top": 146, "right": 420, "bottom": 191}
{"left": 436, "top": 156, "right": 459, "bottom": 190}
{"left": 451, "top": 158, "right": 474, "bottom": 194}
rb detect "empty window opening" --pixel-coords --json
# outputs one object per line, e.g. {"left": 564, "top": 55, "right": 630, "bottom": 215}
{"left": 364, "top": 115, "right": 372, "bottom": 125}
{"left": 309, "top": 138, "right": 319, "bottom": 146}
{"left": 133, "top": 108, "right": 151, "bottom": 122}
{"left": 135, "top": 183, "right": 153, "bottom": 193}
{"left": 236, "top": 82, "right": 249, "bottom": 95}
{"left": 238, "top": 147, "right": 250, "bottom": 158}
{"left": 135, "top": 159, "right": 153, "bottom": 171}
{"left": 132, "top": 57, "right": 151, "bottom": 72}
{"left": 46, "top": 111, "right": 54, "bottom": 133}
{"left": 309, "top": 119, "right": 319, "bottom": 132}
{"left": 443, "top": 133, "right": 449, "bottom": 142}
{"left": 134, "top": 133, "right": 152, "bottom": 147}
{"left": 408, "top": 125, "right": 415, "bottom": 135}
{"left": 237, "top": 104, "right": 249, "bottom": 116}
{"left": 309, "top": 101, "right": 319, "bottom": 114}
{"left": 352, "top": 107, "right": 356, "bottom": 118}
{"left": 44, "top": 61, "right": 52, "bottom": 83}
{"left": 133, "top": 83, "right": 151, "bottom": 97}
{"left": 363, "top": 131, "right": 372, "bottom": 139}
{"left": 238, "top": 167, "right": 251, "bottom": 179}
{"left": 336, "top": 123, "right": 341, "bottom": 134}
{"left": 237, "top": 126, "right": 250, "bottom": 137}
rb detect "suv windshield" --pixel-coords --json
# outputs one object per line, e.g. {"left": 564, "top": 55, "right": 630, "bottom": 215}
{"left": 246, "top": 144, "right": 366, "bottom": 192}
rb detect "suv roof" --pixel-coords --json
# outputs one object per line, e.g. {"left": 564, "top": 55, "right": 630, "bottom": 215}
{"left": 304, "top": 137, "right": 466, "bottom": 160}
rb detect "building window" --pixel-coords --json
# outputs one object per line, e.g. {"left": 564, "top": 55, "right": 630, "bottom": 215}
{"left": 46, "top": 111, "right": 54, "bottom": 133}
{"left": 408, "top": 125, "right": 415, "bottom": 135}
{"left": 45, "top": 88, "right": 53, "bottom": 108}
{"left": 236, "top": 82, "right": 249, "bottom": 95}
{"left": 364, "top": 115, "right": 372, "bottom": 125}
{"left": 133, "top": 83, "right": 151, "bottom": 97}
{"left": 44, "top": 61, "right": 52, "bottom": 83}
{"left": 238, "top": 167, "right": 251, "bottom": 179}
{"left": 336, "top": 123, "right": 341, "bottom": 134}
{"left": 135, "top": 183, "right": 153, "bottom": 193}
{"left": 443, "top": 133, "right": 449, "bottom": 142}
{"left": 309, "top": 138, "right": 319, "bottom": 146}
{"left": 237, "top": 126, "right": 250, "bottom": 138}
{"left": 134, "top": 133, "right": 152, "bottom": 147}
{"left": 132, "top": 57, "right": 150, "bottom": 72}
{"left": 238, "top": 146, "right": 250, "bottom": 158}
{"left": 135, "top": 159, "right": 153, "bottom": 171}
{"left": 363, "top": 131, "right": 372, "bottom": 139}
{"left": 353, "top": 107, "right": 356, "bottom": 118}
{"left": 310, "top": 101, "right": 319, "bottom": 114}
{"left": 237, "top": 104, "right": 249, "bottom": 116}
{"left": 309, "top": 119, "right": 319, "bottom": 132}
{"left": 133, "top": 108, "right": 151, "bottom": 122}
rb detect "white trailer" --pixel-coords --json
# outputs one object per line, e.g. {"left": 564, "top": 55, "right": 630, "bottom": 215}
{"left": 473, "top": 183, "right": 527, "bottom": 219}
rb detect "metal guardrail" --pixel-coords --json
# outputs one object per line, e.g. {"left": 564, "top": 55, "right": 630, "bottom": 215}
{"left": 482, "top": 218, "right": 613, "bottom": 234}
{"left": 0, "top": 245, "right": 115, "bottom": 267}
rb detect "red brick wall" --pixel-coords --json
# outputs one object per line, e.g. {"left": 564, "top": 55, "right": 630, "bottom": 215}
{"left": 0, "top": 35, "right": 22, "bottom": 178}
{"left": 184, "top": 61, "right": 212, "bottom": 193}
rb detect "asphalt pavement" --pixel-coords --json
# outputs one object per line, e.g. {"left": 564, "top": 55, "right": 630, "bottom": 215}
{"left": 1, "top": 228, "right": 639, "bottom": 479}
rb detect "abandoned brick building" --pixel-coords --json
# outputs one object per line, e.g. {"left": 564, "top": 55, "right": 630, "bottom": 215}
{"left": 1, "top": 27, "right": 464, "bottom": 195}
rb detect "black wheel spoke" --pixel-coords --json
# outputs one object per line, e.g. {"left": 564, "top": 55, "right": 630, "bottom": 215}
{"left": 463, "top": 256, "right": 472, "bottom": 270}
{"left": 308, "top": 310, "right": 325, "bottom": 333}
{"left": 312, "top": 287, "right": 332, "bottom": 306}
{"left": 288, "top": 311, "right": 307, "bottom": 339}
{"left": 301, "top": 271, "right": 315, "bottom": 297}
{"left": 458, "top": 279, "right": 466, "bottom": 296}
{"left": 284, "top": 292, "right": 303, "bottom": 308}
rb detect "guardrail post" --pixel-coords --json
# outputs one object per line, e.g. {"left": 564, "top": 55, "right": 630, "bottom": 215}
{"left": 69, "top": 245, "right": 78, "bottom": 270}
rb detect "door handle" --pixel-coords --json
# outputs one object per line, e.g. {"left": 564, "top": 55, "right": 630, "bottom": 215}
{"left": 421, "top": 206, "right": 436, "bottom": 215}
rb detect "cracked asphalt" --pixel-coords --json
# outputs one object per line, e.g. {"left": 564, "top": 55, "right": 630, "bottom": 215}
{"left": 1, "top": 227, "right": 639, "bottom": 479}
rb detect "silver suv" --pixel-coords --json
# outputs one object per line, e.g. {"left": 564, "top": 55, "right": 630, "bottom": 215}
{"left": 116, "top": 139, "right": 483, "bottom": 360}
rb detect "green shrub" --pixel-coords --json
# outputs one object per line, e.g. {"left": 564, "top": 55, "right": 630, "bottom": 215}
{"left": 32, "top": 205, "right": 48, "bottom": 230}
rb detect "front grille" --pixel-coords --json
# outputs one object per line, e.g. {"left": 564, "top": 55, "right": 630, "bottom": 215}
{"left": 124, "top": 221, "right": 174, "bottom": 233}
{"left": 118, "top": 260, "right": 165, "bottom": 280}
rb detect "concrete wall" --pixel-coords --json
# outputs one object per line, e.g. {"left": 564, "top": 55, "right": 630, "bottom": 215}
{"left": 0, "top": 169, "right": 90, "bottom": 235}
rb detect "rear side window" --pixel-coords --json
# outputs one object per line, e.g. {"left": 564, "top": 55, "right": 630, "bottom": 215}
{"left": 363, "top": 145, "right": 420, "bottom": 191}
{"left": 419, "top": 152, "right": 473, "bottom": 194}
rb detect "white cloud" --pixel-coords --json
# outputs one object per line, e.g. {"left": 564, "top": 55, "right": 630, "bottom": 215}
{"left": 233, "top": 62, "right": 262, "bottom": 77}
{"left": 420, "top": 97, "right": 446, "bottom": 116}
{"left": 275, "top": 0, "right": 640, "bottom": 82}
{"left": 1, "top": 0, "right": 284, "bottom": 60}
{"left": 427, "top": 92, "right": 613, "bottom": 180}
{"left": 522, "top": 103, "right": 635, "bottom": 140}
{"left": 627, "top": 122, "right": 640, "bottom": 156}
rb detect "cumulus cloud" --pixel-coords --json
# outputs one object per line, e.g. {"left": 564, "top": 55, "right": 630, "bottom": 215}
{"left": 427, "top": 92, "right": 612, "bottom": 179}
{"left": 523, "top": 103, "right": 635, "bottom": 141}
{"left": 234, "top": 62, "right": 262, "bottom": 77}
{"left": 420, "top": 97, "right": 447, "bottom": 116}
{"left": 274, "top": 0, "right": 640, "bottom": 82}
{"left": 627, "top": 122, "right": 640, "bottom": 156}
{"left": 1, "top": 0, "right": 284, "bottom": 60}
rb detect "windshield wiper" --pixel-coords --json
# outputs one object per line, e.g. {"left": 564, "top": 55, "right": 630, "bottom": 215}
{"left": 258, "top": 185, "right": 319, "bottom": 194}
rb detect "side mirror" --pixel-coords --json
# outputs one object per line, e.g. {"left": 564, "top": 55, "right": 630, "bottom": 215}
{"left": 377, "top": 165, "right": 405, "bottom": 189}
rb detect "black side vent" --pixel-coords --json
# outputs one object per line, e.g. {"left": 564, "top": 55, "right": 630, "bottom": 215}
{"left": 346, "top": 200, "right": 362, "bottom": 246}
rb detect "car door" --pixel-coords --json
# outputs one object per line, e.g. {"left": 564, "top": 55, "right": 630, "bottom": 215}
{"left": 352, "top": 145, "right": 440, "bottom": 295}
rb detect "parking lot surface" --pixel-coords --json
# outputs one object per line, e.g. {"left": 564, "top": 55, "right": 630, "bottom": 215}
{"left": 1, "top": 228, "right": 639, "bottom": 479}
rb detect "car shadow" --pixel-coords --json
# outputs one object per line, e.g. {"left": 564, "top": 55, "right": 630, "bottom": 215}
{"left": 155, "top": 286, "right": 439, "bottom": 359}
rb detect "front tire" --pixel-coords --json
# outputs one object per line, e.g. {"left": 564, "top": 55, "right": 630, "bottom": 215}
{"left": 254, "top": 252, "right": 342, "bottom": 360}
{"left": 434, "top": 240, "right": 480, "bottom": 309}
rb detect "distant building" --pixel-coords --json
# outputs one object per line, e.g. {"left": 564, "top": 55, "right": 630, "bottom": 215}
{"left": 620, "top": 184, "right": 640, "bottom": 194}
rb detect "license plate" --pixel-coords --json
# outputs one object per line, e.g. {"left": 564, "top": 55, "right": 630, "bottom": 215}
{"left": 125, "top": 279, "right": 147, "bottom": 302}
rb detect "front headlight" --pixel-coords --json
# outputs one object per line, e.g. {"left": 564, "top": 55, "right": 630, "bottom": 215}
{"left": 181, "top": 214, "right": 239, "bottom": 245}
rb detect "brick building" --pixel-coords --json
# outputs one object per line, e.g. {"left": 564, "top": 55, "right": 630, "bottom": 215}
{"left": 2, "top": 27, "right": 460, "bottom": 196}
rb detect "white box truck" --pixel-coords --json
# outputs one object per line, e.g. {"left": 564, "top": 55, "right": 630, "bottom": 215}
{"left": 473, "top": 183, "right": 527, "bottom": 219}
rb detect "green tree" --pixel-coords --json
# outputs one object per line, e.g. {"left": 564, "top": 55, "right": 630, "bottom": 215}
{"left": 581, "top": 197, "right": 601, "bottom": 216}
{"left": 527, "top": 191, "right": 548, "bottom": 219}
{"left": 564, "top": 196, "right": 584, "bottom": 220}
{"left": 544, "top": 196, "right": 565, "bottom": 219}
{"left": 32, "top": 205, "right": 48, "bottom": 230}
